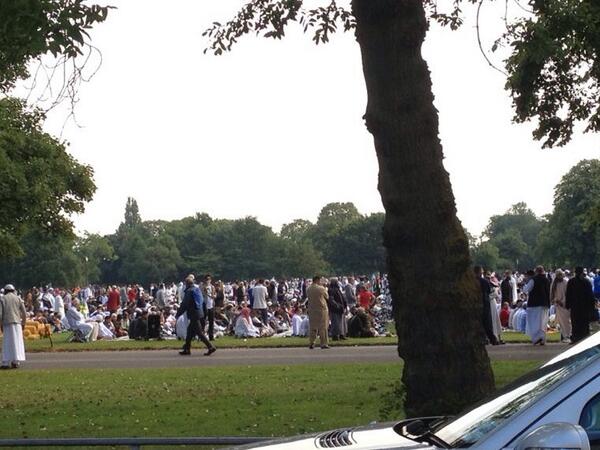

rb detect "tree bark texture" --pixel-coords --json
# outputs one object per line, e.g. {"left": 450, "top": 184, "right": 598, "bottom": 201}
{"left": 352, "top": 0, "right": 495, "bottom": 417}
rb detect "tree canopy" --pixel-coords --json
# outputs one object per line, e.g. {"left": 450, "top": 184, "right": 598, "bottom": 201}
{"left": 537, "top": 159, "right": 600, "bottom": 267}
{"left": 0, "top": 198, "right": 386, "bottom": 288}
{"left": 0, "top": 97, "right": 96, "bottom": 257}
{"left": 471, "top": 159, "right": 600, "bottom": 271}
{"left": 204, "top": 0, "right": 600, "bottom": 149}
{"left": 0, "top": 0, "right": 111, "bottom": 92}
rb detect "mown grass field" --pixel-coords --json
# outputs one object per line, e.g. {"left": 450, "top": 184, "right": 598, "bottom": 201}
{"left": 0, "top": 361, "right": 541, "bottom": 443}
{"left": 11, "top": 330, "right": 560, "bottom": 353}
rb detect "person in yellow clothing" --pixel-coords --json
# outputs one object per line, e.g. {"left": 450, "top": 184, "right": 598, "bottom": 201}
{"left": 0, "top": 284, "right": 27, "bottom": 369}
{"left": 306, "top": 276, "right": 329, "bottom": 349}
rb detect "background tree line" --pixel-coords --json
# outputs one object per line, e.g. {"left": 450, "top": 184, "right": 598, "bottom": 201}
{"left": 0, "top": 199, "right": 386, "bottom": 288}
{"left": 471, "top": 159, "right": 600, "bottom": 272}
{"left": 2, "top": 158, "right": 597, "bottom": 288}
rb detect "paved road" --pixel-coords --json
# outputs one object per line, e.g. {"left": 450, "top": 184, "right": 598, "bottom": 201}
{"left": 21, "top": 343, "right": 568, "bottom": 370}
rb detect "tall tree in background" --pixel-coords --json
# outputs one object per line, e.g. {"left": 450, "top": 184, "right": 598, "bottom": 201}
{"left": 330, "top": 212, "right": 386, "bottom": 274}
{"left": 312, "top": 202, "right": 361, "bottom": 272}
{"left": 472, "top": 203, "right": 544, "bottom": 271}
{"left": 537, "top": 159, "right": 600, "bottom": 267}
{"left": 111, "top": 199, "right": 182, "bottom": 285}
{"left": 121, "top": 197, "right": 142, "bottom": 231}
{"left": 75, "top": 233, "right": 115, "bottom": 285}
{"left": 0, "top": 227, "right": 81, "bottom": 288}
{"left": 204, "top": 0, "right": 495, "bottom": 415}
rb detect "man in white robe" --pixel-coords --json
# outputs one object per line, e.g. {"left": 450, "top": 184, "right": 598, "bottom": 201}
{"left": 54, "top": 291, "right": 65, "bottom": 319}
{"left": 0, "top": 284, "right": 26, "bottom": 369}
{"left": 66, "top": 299, "right": 98, "bottom": 342}
{"left": 292, "top": 308, "right": 307, "bottom": 336}
{"left": 550, "top": 269, "right": 571, "bottom": 342}
{"left": 524, "top": 266, "right": 551, "bottom": 345}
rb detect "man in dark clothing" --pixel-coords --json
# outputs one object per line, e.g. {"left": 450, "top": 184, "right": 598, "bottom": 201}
{"left": 475, "top": 266, "right": 499, "bottom": 345}
{"left": 176, "top": 275, "right": 216, "bottom": 356}
{"left": 129, "top": 310, "right": 148, "bottom": 340}
{"left": 566, "top": 266, "right": 597, "bottom": 344}
{"left": 500, "top": 271, "right": 514, "bottom": 304}
{"left": 347, "top": 307, "right": 374, "bottom": 338}
{"left": 524, "top": 266, "right": 551, "bottom": 345}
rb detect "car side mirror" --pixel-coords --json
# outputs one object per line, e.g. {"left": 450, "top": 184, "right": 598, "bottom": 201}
{"left": 515, "top": 422, "right": 590, "bottom": 450}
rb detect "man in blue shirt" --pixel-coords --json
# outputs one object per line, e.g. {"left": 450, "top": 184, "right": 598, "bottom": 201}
{"left": 176, "top": 275, "right": 216, "bottom": 356}
{"left": 593, "top": 269, "right": 600, "bottom": 301}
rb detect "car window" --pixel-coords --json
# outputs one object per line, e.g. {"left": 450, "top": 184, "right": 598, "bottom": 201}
{"left": 580, "top": 393, "right": 600, "bottom": 450}
{"left": 582, "top": 394, "right": 600, "bottom": 431}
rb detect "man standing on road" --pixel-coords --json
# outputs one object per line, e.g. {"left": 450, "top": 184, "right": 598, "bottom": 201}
{"left": 0, "top": 284, "right": 27, "bottom": 369}
{"left": 566, "top": 266, "right": 597, "bottom": 344}
{"left": 176, "top": 275, "right": 215, "bottom": 356}
{"left": 306, "top": 275, "right": 329, "bottom": 349}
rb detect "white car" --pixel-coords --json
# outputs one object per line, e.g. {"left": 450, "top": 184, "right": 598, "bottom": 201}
{"left": 234, "top": 332, "right": 600, "bottom": 449}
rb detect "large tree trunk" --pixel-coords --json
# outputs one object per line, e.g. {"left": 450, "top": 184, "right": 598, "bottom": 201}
{"left": 352, "top": 0, "right": 496, "bottom": 417}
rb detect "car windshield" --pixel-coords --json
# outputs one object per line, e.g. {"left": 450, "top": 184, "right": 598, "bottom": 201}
{"left": 433, "top": 333, "right": 600, "bottom": 447}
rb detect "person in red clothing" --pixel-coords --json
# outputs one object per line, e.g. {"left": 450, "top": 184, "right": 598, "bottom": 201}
{"left": 127, "top": 285, "right": 138, "bottom": 305}
{"left": 107, "top": 286, "right": 120, "bottom": 313}
{"left": 499, "top": 302, "right": 510, "bottom": 328}
{"left": 358, "top": 286, "right": 374, "bottom": 310}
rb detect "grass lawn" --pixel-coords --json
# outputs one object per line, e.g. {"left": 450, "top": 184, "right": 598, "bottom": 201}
{"left": 12, "top": 330, "right": 560, "bottom": 353}
{"left": 0, "top": 360, "right": 541, "bottom": 442}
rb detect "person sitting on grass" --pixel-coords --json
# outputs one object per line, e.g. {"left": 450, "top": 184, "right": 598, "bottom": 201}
{"left": 101, "top": 315, "right": 116, "bottom": 339}
{"left": 112, "top": 314, "right": 128, "bottom": 338}
{"left": 347, "top": 307, "right": 375, "bottom": 338}
{"left": 291, "top": 306, "right": 309, "bottom": 337}
{"left": 129, "top": 309, "right": 148, "bottom": 340}
{"left": 234, "top": 307, "right": 260, "bottom": 338}
{"left": 65, "top": 299, "right": 99, "bottom": 342}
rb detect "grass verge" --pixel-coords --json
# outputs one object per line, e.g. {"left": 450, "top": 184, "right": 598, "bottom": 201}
{"left": 0, "top": 360, "right": 541, "bottom": 441}
{"left": 8, "top": 331, "right": 560, "bottom": 353}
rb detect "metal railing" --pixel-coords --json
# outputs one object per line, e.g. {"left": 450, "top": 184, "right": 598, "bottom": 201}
{"left": 0, "top": 436, "right": 270, "bottom": 449}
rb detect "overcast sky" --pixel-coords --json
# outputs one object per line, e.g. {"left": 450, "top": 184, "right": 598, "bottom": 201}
{"left": 33, "top": 1, "right": 599, "bottom": 237}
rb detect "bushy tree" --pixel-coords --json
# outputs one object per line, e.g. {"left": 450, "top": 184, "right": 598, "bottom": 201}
{"left": 0, "top": 98, "right": 96, "bottom": 257}
{"left": 0, "top": 227, "right": 82, "bottom": 288}
{"left": 75, "top": 233, "right": 115, "bottom": 284}
{"left": 538, "top": 159, "right": 600, "bottom": 267}
{"left": 478, "top": 203, "right": 544, "bottom": 271}
{"left": 471, "top": 241, "right": 501, "bottom": 272}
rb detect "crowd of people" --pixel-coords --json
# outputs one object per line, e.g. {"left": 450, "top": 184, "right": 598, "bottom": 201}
{"left": 2, "top": 265, "right": 600, "bottom": 368}
{"left": 476, "top": 266, "right": 600, "bottom": 346}
{"left": 0, "top": 274, "right": 392, "bottom": 366}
